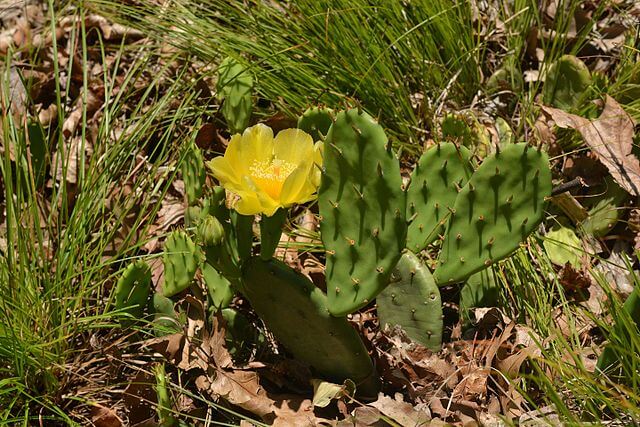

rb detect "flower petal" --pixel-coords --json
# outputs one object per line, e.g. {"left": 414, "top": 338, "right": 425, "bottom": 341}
{"left": 280, "top": 160, "right": 315, "bottom": 205}
{"left": 234, "top": 190, "right": 263, "bottom": 216}
{"left": 273, "top": 128, "right": 314, "bottom": 165}
{"left": 208, "top": 157, "right": 242, "bottom": 188}
{"left": 239, "top": 124, "right": 275, "bottom": 164}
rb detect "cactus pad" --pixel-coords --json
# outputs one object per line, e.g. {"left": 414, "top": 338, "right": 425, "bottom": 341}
{"left": 163, "top": 231, "right": 201, "bottom": 297}
{"left": 319, "top": 109, "right": 407, "bottom": 316}
{"left": 297, "top": 107, "right": 333, "bottom": 142}
{"left": 182, "top": 145, "right": 206, "bottom": 205}
{"left": 242, "top": 257, "right": 379, "bottom": 397}
{"left": 434, "top": 143, "right": 552, "bottom": 285}
{"left": 114, "top": 260, "right": 152, "bottom": 325}
{"left": 543, "top": 55, "right": 592, "bottom": 111}
{"left": 406, "top": 143, "right": 473, "bottom": 252}
{"left": 217, "top": 57, "right": 253, "bottom": 134}
{"left": 377, "top": 251, "right": 443, "bottom": 350}
{"left": 202, "top": 262, "right": 234, "bottom": 310}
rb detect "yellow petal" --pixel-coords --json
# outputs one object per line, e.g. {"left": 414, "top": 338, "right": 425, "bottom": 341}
{"left": 222, "top": 133, "right": 244, "bottom": 173}
{"left": 208, "top": 157, "right": 242, "bottom": 188}
{"left": 280, "top": 160, "right": 315, "bottom": 205}
{"left": 311, "top": 141, "right": 324, "bottom": 188}
{"left": 273, "top": 128, "right": 314, "bottom": 165}
{"left": 234, "top": 190, "right": 262, "bottom": 216}
{"left": 239, "top": 123, "right": 275, "bottom": 164}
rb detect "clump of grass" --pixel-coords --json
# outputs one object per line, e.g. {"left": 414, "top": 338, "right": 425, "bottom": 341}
{"left": 0, "top": 6, "right": 207, "bottom": 422}
{"left": 90, "top": 0, "right": 485, "bottom": 151}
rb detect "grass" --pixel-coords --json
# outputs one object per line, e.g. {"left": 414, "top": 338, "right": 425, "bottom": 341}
{"left": 0, "top": 4, "right": 206, "bottom": 422}
{"left": 2, "top": 0, "right": 640, "bottom": 424}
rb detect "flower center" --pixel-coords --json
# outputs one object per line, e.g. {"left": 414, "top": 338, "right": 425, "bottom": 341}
{"left": 249, "top": 158, "right": 297, "bottom": 199}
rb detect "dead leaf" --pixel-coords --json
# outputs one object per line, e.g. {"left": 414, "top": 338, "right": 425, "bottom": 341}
{"left": 369, "top": 393, "right": 431, "bottom": 426}
{"left": 542, "top": 96, "right": 640, "bottom": 196}
{"left": 90, "top": 404, "right": 123, "bottom": 427}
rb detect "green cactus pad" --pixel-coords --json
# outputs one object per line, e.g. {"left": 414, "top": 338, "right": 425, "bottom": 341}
{"left": 434, "top": 143, "right": 552, "bottom": 285}
{"left": 182, "top": 145, "right": 206, "bottom": 205}
{"left": 543, "top": 226, "right": 582, "bottom": 267}
{"left": 242, "top": 257, "right": 379, "bottom": 397}
{"left": 163, "top": 231, "right": 201, "bottom": 297}
{"left": 217, "top": 57, "right": 253, "bottom": 134}
{"left": 543, "top": 55, "right": 592, "bottom": 111}
{"left": 319, "top": 109, "right": 407, "bottom": 316}
{"left": 150, "top": 293, "right": 181, "bottom": 336}
{"left": 297, "top": 107, "right": 333, "bottom": 142}
{"left": 376, "top": 251, "right": 443, "bottom": 351}
{"left": 406, "top": 143, "right": 473, "bottom": 252}
{"left": 202, "top": 262, "right": 234, "bottom": 310}
{"left": 114, "top": 260, "right": 152, "bottom": 326}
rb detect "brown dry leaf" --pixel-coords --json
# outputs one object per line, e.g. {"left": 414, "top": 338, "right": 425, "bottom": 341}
{"left": 90, "top": 404, "right": 123, "bottom": 427}
{"left": 542, "top": 96, "right": 640, "bottom": 196}
{"left": 369, "top": 393, "right": 431, "bottom": 426}
{"left": 196, "top": 369, "right": 326, "bottom": 425}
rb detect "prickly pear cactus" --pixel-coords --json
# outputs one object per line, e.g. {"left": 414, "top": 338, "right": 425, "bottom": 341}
{"left": 543, "top": 55, "right": 592, "bottom": 111}
{"left": 182, "top": 145, "right": 206, "bottom": 205}
{"left": 202, "top": 262, "right": 234, "bottom": 310}
{"left": 441, "top": 114, "right": 474, "bottom": 147}
{"left": 163, "top": 231, "right": 201, "bottom": 297}
{"left": 376, "top": 251, "right": 443, "bottom": 351}
{"left": 406, "top": 143, "right": 473, "bottom": 252}
{"left": 434, "top": 143, "right": 552, "bottom": 285}
{"left": 217, "top": 57, "right": 253, "bottom": 134}
{"left": 220, "top": 307, "right": 264, "bottom": 363}
{"left": 114, "top": 260, "right": 152, "bottom": 325}
{"left": 297, "top": 107, "right": 333, "bottom": 142}
{"left": 242, "top": 257, "right": 379, "bottom": 397}
{"left": 150, "top": 293, "right": 181, "bottom": 336}
{"left": 319, "top": 109, "right": 407, "bottom": 316}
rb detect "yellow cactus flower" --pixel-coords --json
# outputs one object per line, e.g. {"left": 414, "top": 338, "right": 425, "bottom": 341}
{"left": 208, "top": 124, "right": 322, "bottom": 216}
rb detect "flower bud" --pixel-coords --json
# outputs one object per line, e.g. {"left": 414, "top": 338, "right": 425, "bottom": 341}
{"left": 198, "top": 216, "right": 225, "bottom": 247}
